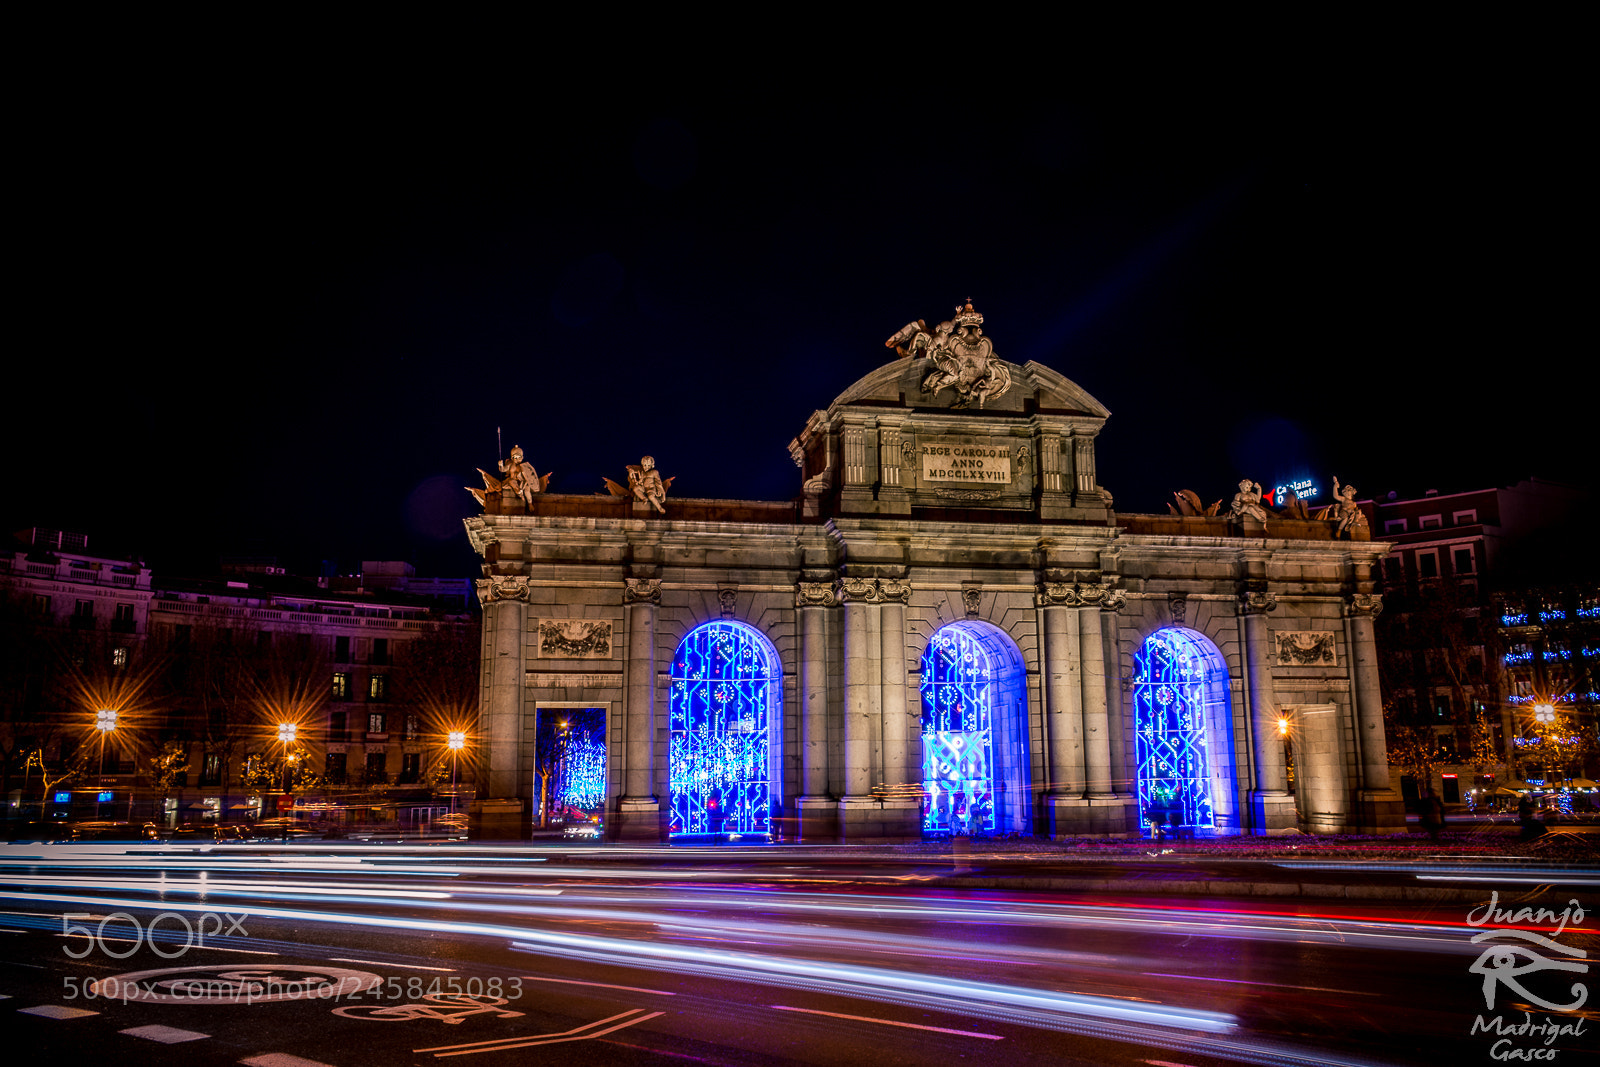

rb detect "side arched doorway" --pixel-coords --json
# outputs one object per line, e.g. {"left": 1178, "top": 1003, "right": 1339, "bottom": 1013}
{"left": 667, "top": 620, "right": 782, "bottom": 840}
{"left": 919, "top": 620, "right": 1031, "bottom": 836}
{"left": 1132, "top": 627, "right": 1234, "bottom": 837}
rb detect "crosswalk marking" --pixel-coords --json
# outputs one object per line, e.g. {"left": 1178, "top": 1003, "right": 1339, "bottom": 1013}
{"left": 19, "top": 1004, "right": 99, "bottom": 1019}
{"left": 122, "top": 1024, "right": 210, "bottom": 1043}
{"left": 239, "top": 1054, "right": 339, "bottom": 1067}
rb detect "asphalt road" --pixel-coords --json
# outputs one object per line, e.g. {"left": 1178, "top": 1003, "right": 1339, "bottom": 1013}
{"left": 0, "top": 842, "right": 1594, "bottom": 1066}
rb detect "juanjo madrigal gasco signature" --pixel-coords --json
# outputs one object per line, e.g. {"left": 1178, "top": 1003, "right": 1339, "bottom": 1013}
{"left": 1466, "top": 892, "right": 1590, "bottom": 1061}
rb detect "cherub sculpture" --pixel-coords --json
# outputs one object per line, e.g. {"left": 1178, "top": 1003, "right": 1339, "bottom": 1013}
{"left": 1229, "top": 479, "right": 1269, "bottom": 524}
{"left": 468, "top": 445, "right": 551, "bottom": 508}
{"left": 1168, "top": 489, "right": 1222, "bottom": 517}
{"left": 604, "top": 455, "right": 674, "bottom": 514}
{"left": 1316, "top": 477, "right": 1368, "bottom": 538}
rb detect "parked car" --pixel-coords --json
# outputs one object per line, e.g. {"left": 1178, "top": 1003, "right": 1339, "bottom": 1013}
{"left": 4, "top": 821, "right": 72, "bottom": 844}
{"left": 250, "top": 818, "right": 324, "bottom": 840}
{"left": 165, "top": 823, "right": 252, "bottom": 844}
{"left": 63, "top": 821, "right": 163, "bottom": 843}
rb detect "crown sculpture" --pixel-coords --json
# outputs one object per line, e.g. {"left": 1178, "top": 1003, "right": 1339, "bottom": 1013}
{"left": 885, "top": 299, "right": 1013, "bottom": 408}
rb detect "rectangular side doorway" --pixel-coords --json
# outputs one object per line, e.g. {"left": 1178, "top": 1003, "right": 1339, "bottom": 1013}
{"left": 534, "top": 707, "right": 608, "bottom": 841}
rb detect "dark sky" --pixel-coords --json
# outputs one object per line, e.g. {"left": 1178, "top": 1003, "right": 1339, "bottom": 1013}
{"left": 8, "top": 51, "right": 1588, "bottom": 578}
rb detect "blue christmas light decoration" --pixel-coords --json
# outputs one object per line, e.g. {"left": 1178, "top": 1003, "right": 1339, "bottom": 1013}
{"left": 668, "top": 621, "right": 779, "bottom": 838}
{"left": 920, "top": 626, "right": 996, "bottom": 835}
{"left": 555, "top": 725, "right": 607, "bottom": 810}
{"left": 1133, "top": 629, "right": 1218, "bottom": 837}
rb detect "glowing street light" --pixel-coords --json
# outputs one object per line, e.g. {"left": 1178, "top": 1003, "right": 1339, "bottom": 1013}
{"left": 447, "top": 731, "right": 466, "bottom": 814}
{"left": 96, "top": 709, "right": 118, "bottom": 732}
{"left": 1533, "top": 703, "right": 1555, "bottom": 723}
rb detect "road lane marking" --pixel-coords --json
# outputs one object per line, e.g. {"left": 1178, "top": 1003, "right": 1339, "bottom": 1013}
{"left": 418, "top": 1008, "right": 665, "bottom": 1056}
{"left": 240, "top": 1055, "right": 339, "bottom": 1067}
{"left": 122, "top": 1024, "right": 210, "bottom": 1043}
{"left": 329, "top": 959, "right": 455, "bottom": 971}
{"left": 1140, "top": 972, "right": 1378, "bottom": 996}
{"left": 19, "top": 1005, "right": 99, "bottom": 1019}
{"left": 769, "top": 1005, "right": 1004, "bottom": 1040}
{"left": 518, "top": 974, "right": 676, "bottom": 996}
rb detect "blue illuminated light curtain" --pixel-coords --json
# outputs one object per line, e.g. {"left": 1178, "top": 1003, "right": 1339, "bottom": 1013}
{"left": 1133, "top": 628, "right": 1218, "bottom": 835}
{"left": 668, "top": 621, "right": 780, "bottom": 837}
{"left": 554, "top": 722, "right": 607, "bottom": 810}
{"left": 920, "top": 626, "right": 996, "bottom": 834}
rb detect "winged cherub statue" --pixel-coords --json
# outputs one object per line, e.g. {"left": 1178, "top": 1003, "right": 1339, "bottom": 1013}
{"left": 467, "top": 444, "right": 552, "bottom": 509}
{"left": 604, "top": 456, "right": 675, "bottom": 514}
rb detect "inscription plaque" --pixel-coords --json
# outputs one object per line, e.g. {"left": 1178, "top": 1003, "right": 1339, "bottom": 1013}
{"left": 919, "top": 438, "right": 1013, "bottom": 485}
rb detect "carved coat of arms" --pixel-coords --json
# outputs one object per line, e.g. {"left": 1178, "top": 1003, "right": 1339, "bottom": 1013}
{"left": 886, "top": 300, "right": 1012, "bottom": 408}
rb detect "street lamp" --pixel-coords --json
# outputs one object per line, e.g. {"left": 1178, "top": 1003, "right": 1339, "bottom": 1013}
{"left": 447, "top": 731, "right": 465, "bottom": 814}
{"left": 95, "top": 710, "right": 117, "bottom": 819}
{"left": 276, "top": 723, "right": 297, "bottom": 835}
{"left": 1533, "top": 703, "right": 1555, "bottom": 723}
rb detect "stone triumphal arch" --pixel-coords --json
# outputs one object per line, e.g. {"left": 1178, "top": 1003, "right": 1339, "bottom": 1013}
{"left": 465, "top": 302, "right": 1401, "bottom": 841}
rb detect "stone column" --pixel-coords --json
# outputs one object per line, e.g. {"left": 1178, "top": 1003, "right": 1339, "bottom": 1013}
{"left": 878, "top": 579, "right": 911, "bottom": 787}
{"left": 1240, "top": 591, "right": 1295, "bottom": 832}
{"left": 1079, "top": 600, "right": 1112, "bottom": 798}
{"left": 795, "top": 582, "right": 837, "bottom": 841}
{"left": 840, "top": 577, "right": 875, "bottom": 798}
{"left": 1042, "top": 597, "right": 1084, "bottom": 796}
{"left": 1347, "top": 594, "right": 1404, "bottom": 832}
{"left": 476, "top": 577, "right": 528, "bottom": 802}
{"left": 619, "top": 578, "right": 661, "bottom": 839}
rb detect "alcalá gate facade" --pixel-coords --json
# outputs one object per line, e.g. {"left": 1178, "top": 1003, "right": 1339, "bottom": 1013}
{"left": 465, "top": 305, "right": 1403, "bottom": 842}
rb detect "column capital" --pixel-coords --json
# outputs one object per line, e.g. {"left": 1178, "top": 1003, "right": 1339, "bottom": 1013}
{"left": 475, "top": 576, "right": 530, "bottom": 605}
{"left": 1344, "top": 593, "right": 1383, "bottom": 618}
{"left": 1038, "top": 582, "right": 1079, "bottom": 607}
{"left": 1238, "top": 590, "right": 1278, "bottom": 615}
{"left": 623, "top": 577, "right": 662, "bottom": 605}
{"left": 796, "top": 581, "right": 838, "bottom": 608}
{"left": 839, "top": 576, "right": 906, "bottom": 604}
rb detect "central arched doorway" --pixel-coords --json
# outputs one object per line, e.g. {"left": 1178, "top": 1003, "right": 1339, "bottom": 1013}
{"left": 919, "top": 621, "right": 1030, "bottom": 836}
{"left": 667, "top": 620, "right": 782, "bottom": 840}
{"left": 1132, "top": 627, "right": 1232, "bottom": 837}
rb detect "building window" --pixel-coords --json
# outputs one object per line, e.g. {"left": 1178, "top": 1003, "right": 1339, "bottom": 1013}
{"left": 368, "top": 711, "right": 387, "bottom": 735}
{"left": 369, "top": 674, "right": 388, "bottom": 701}
{"left": 72, "top": 600, "right": 95, "bottom": 630}
{"left": 331, "top": 672, "right": 350, "bottom": 700}
{"left": 335, "top": 635, "right": 350, "bottom": 662}
{"left": 403, "top": 713, "right": 421, "bottom": 742}
{"left": 31, "top": 594, "right": 49, "bottom": 614}
{"left": 400, "top": 752, "right": 421, "bottom": 783}
{"left": 1453, "top": 548, "right": 1475, "bottom": 575}
{"left": 112, "top": 647, "right": 128, "bottom": 668}
{"left": 329, "top": 712, "right": 346, "bottom": 742}
{"left": 365, "top": 751, "right": 388, "bottom": 784}
{"left": 111, "top": 603, "right": 135, "bottom": 633}
{"left": 200, "top": 753, "right": 223, "bottom": 787}
{"left": 1417, "top": 550, "right": 1439, "bottom": 579}
{"left": 1384, "top": 519, "right": 1408, "bottom": 534}
{"left": 372, "top": 638, "right": 389, "bottom": 665}
{"left": 325, "top": 752, "right": 347, "bottom": 783}
{"left": 1453, "top": 510, "right": 1478, "bottom": 525}
{"left": 1419, "top": 515, "right": 1442, "bottom": 530}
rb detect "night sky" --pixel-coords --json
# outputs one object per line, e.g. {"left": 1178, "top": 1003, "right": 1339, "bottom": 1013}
{"left": 8, "top": 52, "right": 1588, "bottom": 579}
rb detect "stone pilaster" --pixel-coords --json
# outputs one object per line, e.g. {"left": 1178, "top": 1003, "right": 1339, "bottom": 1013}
{"left": 619, "top": 577, "right": 661, "bottom": 840}
{"left": 1346, "top": 593, "right": 1404, "bottom": 833}
{"left": 839, "top": 578, "right": 875, "bottom": 799}
{"left": 1240, "top": 590, "right": 1296, "bottom": 832}
{"left": 878, "top": 586, "right": 910, "bottom": 788}
{"left": 476, "top": 577, "right": 528, "bottom": 807}
{"left": 1078, "top": 593, "right": 1112, "bottom": 799}
{"left": 796, "top": 581, "right": 837, "bottom": 842}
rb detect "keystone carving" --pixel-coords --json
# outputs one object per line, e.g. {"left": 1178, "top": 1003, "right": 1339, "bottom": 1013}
{"left": 623, "top": 578, "right": 662, "bottom": 605}
{"left": 717, "top": 587, "right": 739, "bottom": 617}
{"left": 1168, "top": 592, "right": 1188, "bottom": 625}
{"left": 961, "top": 586, "right": 982, "bottom": 618}
{"left": 1345, "top": 593, "right": 1383, "bottom": 618}
{"left": 1238, "top": 590, "right": 1278, "bottom": 615}
{"left": 476, "top": 576, "right": 531, "bottom": 605}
